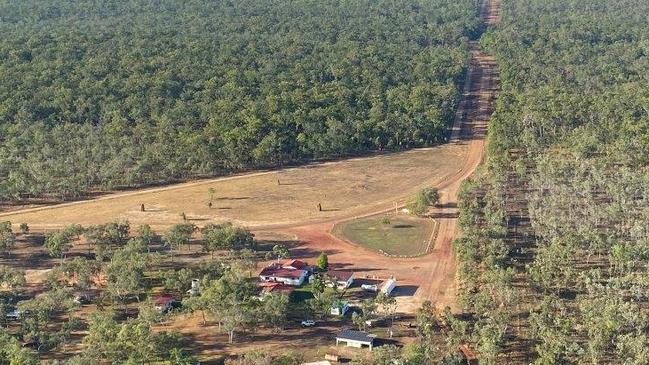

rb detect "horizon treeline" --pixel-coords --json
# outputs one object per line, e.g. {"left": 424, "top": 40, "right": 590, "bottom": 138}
{"left": 0, "top": 0, "right": 480, "bottom": 201}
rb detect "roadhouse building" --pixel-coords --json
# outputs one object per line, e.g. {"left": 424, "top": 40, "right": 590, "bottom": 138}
{"left": 259, "top": 262, "right": 308, "bottom": 286}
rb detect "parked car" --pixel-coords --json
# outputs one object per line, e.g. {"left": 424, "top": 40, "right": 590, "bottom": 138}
{"left": 301, "top": 319, "right": 316, "bottom": 327}
{"left": 361, "top": 284, "right": 378, "bottom": 292}
{"left": 5, "top": 308, "right": 22, "bottom": 320}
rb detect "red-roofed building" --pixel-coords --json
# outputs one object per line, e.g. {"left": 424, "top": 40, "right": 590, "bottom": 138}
{"left": 325, "top": 270, "right": 355, "bottom": 289}
{"left": 154, "top": 294, "right": 178, "bottom": 313}
{"left": 259, "top": 263, "right": 308, "bottom": 286}
{"left": 257, "top": 282, "right": 295, "bottom": 300}
{"left": 283, "top": 259, "right": 311, "bottom": 272}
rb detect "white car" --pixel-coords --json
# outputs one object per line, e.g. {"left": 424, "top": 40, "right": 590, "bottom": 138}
{"left": 361, "top": 284, "right": 378, "bottom": 292}
{"left": 300, "top": 319, "right": 316, "bottom": 327}
{"left": 5, "top": 308, "right": 22, "bottom": 320}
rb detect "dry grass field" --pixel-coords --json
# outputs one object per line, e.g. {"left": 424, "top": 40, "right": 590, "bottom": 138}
{"left": 0, "top": 145, "right": 465, "bottom": 231}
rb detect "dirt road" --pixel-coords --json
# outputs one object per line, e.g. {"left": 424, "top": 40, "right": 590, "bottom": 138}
{"left": 277, "top": 0, "right": 501, "bottom": 312}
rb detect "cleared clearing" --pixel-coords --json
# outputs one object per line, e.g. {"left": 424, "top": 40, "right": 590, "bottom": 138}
{"left": 1, "top": 145, "right": 465, "bottom": 230}
{"left": 332, "top": 214, "right": 434, "bottom": 256}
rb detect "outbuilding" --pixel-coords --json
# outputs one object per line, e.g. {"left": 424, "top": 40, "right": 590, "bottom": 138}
{"left": 335, "top": 329, "right": 375, "bottom": 351}
{"left": 154, "top": 294, "right": 179, "bottom": 313}
{"left": 259, "top": 263, "right": 308, "bottom": 286}
{"left": 381, "top": 278, "right": 396, "bottom": 296}
{"left": 257, "top": 282, "right": 295, "bottom": 300}
{"left": 325, "top": 270, "right": 354, "bottom": 289}
{"left": 330, "top": 300, "right": 350, "bottom": 316}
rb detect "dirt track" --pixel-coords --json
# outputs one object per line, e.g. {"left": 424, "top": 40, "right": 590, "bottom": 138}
{"left": 278, "top": 0, "right": 501, "bottom": 312}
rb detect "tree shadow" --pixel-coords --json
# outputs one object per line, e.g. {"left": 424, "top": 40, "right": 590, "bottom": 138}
{"left": 392, "top": 224, "right": 414, "bottom": 229}
{"left": 435, "top": 202, "right": 458, "bottom": 209}
{"left": 428, "top": 212, "right": 459, "bottom": 219}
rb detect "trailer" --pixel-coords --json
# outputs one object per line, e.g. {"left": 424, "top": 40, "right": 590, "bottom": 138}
{"left": 380, "top": 278, "right": 396, "bottom": 296}
{"left": 361, "top": 284, "right": 378, "bottom": 292}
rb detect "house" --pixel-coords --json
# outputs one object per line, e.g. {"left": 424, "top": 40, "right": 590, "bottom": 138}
{"left": 330, "top": 300, "right": 350, "bottom": 316}
{"left": 325, "top": 270, "right": 354, "bottom": 289}
{"left": 154, "top": 294, "right": 179, "bottom": 313}
{"left": 336, "top": 329, "right": 375, "bottom": 351}
{"left": 259, "top": 263, "right": 308, "bottom": 286}
{"left": 381, "top": 278, "right": 397, "bottom": 296}
{"left": 257, "top": 282, "right": 295, "bottom": 300}
{"left": 283, "top": 259, "right": 311, "bottom": 272}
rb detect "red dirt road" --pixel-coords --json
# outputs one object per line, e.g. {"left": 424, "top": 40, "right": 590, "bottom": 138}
{"left": 273, "top": 0, "right": 501, "bottom": 312}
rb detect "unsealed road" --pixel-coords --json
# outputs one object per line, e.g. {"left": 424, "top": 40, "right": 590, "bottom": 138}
{"left": 283, "top": 0, "right": 502, "bottom": 312}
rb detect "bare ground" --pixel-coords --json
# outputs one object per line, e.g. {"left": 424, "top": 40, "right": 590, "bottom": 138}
{"left": 0, "top": 145, "right": 465, "bottom": 231}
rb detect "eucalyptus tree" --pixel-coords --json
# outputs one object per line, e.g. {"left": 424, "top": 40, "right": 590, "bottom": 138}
{"left": 163, "top": 223, "right": 195, "bottom": 259}
{"left": 0, "top": 221, "right": 15, "bottom": 256}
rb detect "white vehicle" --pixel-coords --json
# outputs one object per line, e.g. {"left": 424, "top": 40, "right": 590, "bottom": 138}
{"left": 361, "top": 284, "right": 378, "bottom": 292}
{"left": 381, "top": 278, "right": 397, "bottom": 296}
{"left": 5, "top": 308, "right": 22, "bottom": 320}
{"left": 301, "top": 319, "right": 316, "bottom": 327}
{"left": 187, "top": 279, "right": 200, "bottom": 297}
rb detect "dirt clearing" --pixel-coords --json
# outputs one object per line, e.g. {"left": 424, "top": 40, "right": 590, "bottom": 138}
{"left": 1, "top": 145, "right": 465, "bottom": 231}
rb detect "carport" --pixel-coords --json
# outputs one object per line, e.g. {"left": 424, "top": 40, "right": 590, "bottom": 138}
{"left": 335, "top": 329, "right": 375, "bottom": 351}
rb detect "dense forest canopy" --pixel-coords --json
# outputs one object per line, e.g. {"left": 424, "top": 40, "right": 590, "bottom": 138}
{"left": 0, "top": 0, "right": 480, "bottom": 201}
{"left": 482, "top": 0, "right": 649, "bottom": 162}
{"left": 453, "top": 0, "right": 649, "bottom": 363}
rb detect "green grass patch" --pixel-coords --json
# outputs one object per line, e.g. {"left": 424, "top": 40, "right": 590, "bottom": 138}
{"left": 292, "top": 286, "right": 315, "bottom": 303}
{"left": 332, "top": 214, "right": 435, "bottom": 256}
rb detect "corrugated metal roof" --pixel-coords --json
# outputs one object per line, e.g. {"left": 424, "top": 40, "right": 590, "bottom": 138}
{"left": 326, "top": 270, "right": 354, "bottom": 281}
{"left": 336, "top": 329, "right": 374, "bottom": 343}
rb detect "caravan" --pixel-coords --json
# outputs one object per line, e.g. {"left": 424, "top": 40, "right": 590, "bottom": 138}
{"left": 380, "top": 278, "right": 396, "bottom": 296}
